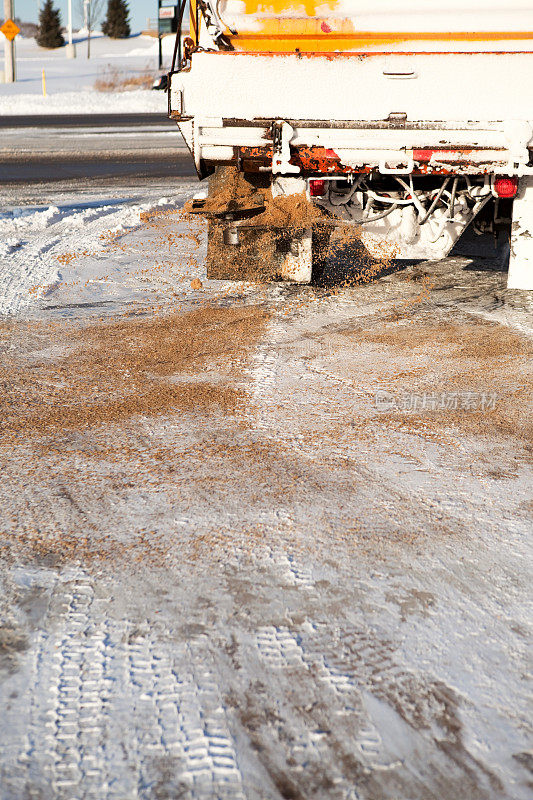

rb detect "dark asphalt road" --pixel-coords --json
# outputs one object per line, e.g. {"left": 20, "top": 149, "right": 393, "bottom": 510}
{"left": 0, "top": 113, "right": 172, "bottom": 129}
{"left": 0, "top": 154, "right": 196, "bottom": 183}
{"left": 0, "top": 113, "right": 196, "bottom": 183}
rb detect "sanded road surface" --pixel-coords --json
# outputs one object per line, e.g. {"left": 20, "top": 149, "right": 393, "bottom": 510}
{"left": 0, "top": 183, "right": 531, "bottom": 800}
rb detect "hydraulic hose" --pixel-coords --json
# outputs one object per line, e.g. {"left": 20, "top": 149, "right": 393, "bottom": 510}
{"left": 419, "top": 177, "right": 451, "bottom": 225}
{"left": 329, "top": 175, "right": 366, "bottom": 206}
{"left": 347, "top": 202, "right": 399, "bottom": 224}
{"left": 449, "top": 177, "right": 458, "bottom": 219}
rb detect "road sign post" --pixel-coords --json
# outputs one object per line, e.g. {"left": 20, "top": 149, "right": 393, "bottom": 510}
{"left": 1, "top": 0, "right": 18, "bottom": 83}
{"left": 66, "top": 0, "right": 76, "bottom": 58}
{"left": 158, "top": 0, "right": 178, "bottom": 70}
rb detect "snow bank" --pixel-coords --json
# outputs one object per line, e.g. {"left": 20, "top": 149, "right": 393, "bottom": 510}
{"left": 119, "top": 36, "right": 176, "bottom": 60}
{"left": 0, "top": 197, "right": 175, "bottom": 238}
{"left": 0, "top": 33, "right": 172, "bottom": 111}
{"left": 0, "top": 88, "right": 166, "bottom": 115}
{"left": 0, "top": 194, "right": 189, "bottom": 316}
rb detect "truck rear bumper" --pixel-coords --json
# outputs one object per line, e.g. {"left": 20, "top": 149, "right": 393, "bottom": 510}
{"left": 176, "top": 116, "right": 533, "bottom": 178}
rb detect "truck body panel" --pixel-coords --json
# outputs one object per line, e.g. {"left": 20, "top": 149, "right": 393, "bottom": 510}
{"left": 215, "top": 0, "right": 533, "bottom": 53}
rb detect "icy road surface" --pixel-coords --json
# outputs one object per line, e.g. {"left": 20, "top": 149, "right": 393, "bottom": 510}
{"left": 0, "top": 184, "right": 532, "bottom": 800}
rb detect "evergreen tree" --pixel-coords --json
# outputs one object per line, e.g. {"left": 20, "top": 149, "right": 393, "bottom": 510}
{"left": 102, "top": 0, "right": 130, "bottom": 39}
{"left": 36, "top": 0, "right": 65, "bottom": 49}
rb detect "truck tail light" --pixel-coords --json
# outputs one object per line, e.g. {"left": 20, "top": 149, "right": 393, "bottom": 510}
{"left": 309, "top": 179, "right": 326, "bottom": 197}
{"left": 494, "top": 176, "right": 519, "bottom": 199}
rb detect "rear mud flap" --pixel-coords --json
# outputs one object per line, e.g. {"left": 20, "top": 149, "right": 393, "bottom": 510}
{"left": 508, "top": 176, "right": 533, "bottom": 290}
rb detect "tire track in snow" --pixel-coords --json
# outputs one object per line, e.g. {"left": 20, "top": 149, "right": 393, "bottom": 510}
{"left": 250, "top": 618, "right": 450, "bottom": 780}
{"left": 248, "top": 309, "right": 285, "bottom": 408}
{"left": 1, "top": 568, "right": 246, "bottom": 800}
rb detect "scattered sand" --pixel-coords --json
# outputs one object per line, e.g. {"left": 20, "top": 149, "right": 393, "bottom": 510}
{"left": 194, "top": 167, "right": 395, "bottom": 283}
{"left": 358, "top": 322, "right": 533, "bottom": 361}
{"left": 184, "top": 167, "right": 263, "bottom": 216}
{"left": 0, "top": 304, "right": 269, "bottom": 445}
{"left": 342, "top": 319, "right": 533, "bottom": 448}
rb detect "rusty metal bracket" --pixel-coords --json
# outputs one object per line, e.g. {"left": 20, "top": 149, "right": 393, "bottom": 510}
{"left": 271, "top": 121, "right": 300, "bottom": 176}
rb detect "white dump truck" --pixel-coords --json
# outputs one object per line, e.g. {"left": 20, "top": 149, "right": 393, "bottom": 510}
{"left": 168, "top": 1, "right": 533, "bottom": 288}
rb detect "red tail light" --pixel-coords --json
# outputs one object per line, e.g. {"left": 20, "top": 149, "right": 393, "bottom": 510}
{"left": 309, "top": 179, "right": 326, "bottom": 197}
{"left": 494, "top": 176, "right": 519, "bottom": 199}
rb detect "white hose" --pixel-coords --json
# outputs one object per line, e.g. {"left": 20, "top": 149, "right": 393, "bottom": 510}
{"left": 366, "top": 189, "right": 419, "bottom": 206}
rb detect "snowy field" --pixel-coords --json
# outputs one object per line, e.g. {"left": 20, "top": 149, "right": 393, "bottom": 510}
{"left": 0, "top": 32, "right": 171, "bottom": 114}
{"left": 0, "top": 174, "right": 531, "bottom": 798}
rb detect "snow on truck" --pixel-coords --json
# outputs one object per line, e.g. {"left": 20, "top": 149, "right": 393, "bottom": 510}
{"left": 168, "top": 1, "right": 533, "bottom": 289}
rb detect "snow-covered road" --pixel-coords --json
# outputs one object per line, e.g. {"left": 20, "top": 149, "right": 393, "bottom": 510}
{"left": 0, "top": 188, "right": 196, "bottom": 316}
{"left": 0, "top": 182, "right": 531, "bottom": 799}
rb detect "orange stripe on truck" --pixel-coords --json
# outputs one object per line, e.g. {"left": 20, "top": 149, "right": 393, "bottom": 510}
{"left": 227, "top": 23, "right": 533, "bottom": 53}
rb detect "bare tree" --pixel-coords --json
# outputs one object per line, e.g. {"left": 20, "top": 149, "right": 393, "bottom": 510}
{"left": 76, "top": 0, "right": 105, "bottom": 58}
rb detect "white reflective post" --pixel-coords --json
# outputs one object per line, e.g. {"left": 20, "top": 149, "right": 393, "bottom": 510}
{"left": 66, "top": 0, "right": 76, "bottom": 57}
